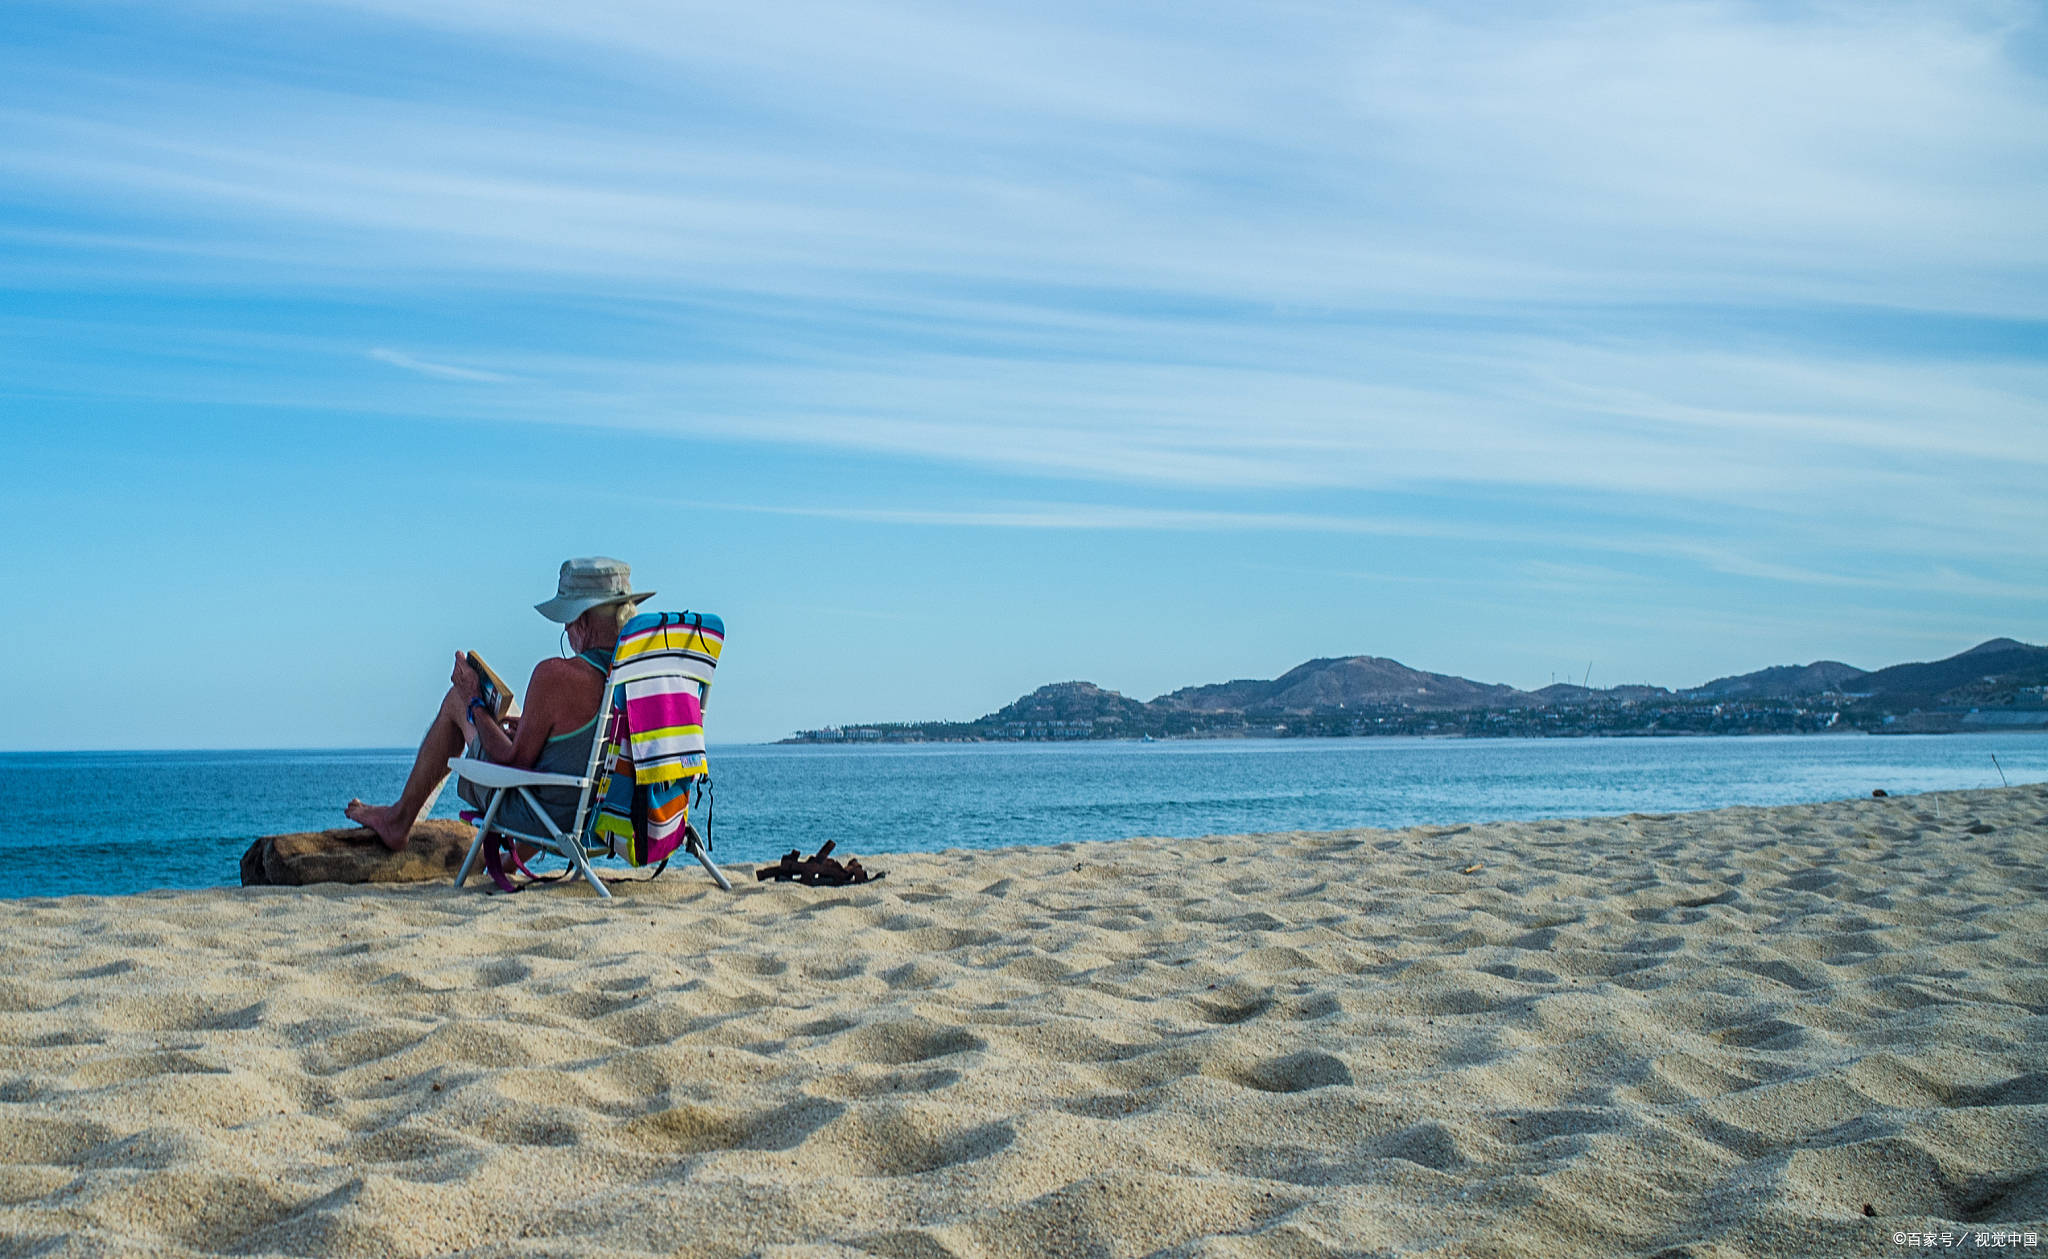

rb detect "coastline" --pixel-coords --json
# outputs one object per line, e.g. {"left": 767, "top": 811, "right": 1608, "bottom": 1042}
{"left": 12, "top": 735, "right": 2044, "bottom": 902}
{"left": 776, "top": 726, "right": 1882, "bottom": 743}
{"left": 775, "top": 724, "right": 2038, "bottom": 744}
{"left": 782, "top": 639, "right": 2048, "bottom": 744}
{"left": 2, "top": 786, "right": 2043, "bottom": 1255}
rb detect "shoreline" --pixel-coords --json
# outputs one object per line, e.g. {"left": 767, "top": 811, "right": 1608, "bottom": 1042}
{"left": 2, "top": 786, "right": 2044, "bottom": 1255}
{"left": 8, "top": 725, "right": 2046, "bottom": 757}
{"left": 11, "top": 733, "right": 2045, "bottom": 904}
{"left": 779, "top": 726, "right": 2033, "bottom": 744}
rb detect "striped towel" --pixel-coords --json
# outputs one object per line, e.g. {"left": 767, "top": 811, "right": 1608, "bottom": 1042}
{"left": 592, "top": 611, "right": 724, "bottom": 865}
{"left": 615, "top": 610, "right": 722, "bottom": 689}
{"left": 624, "top": 678, "right": 706, "bottom": 785}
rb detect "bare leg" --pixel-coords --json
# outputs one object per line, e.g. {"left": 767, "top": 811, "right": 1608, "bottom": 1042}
{"left": 347, "top": 685, "right": 470, "bottom": 851}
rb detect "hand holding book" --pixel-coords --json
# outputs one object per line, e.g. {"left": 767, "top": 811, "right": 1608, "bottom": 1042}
{"left": 466, "top": 651, "right": 516, "bottom": 719}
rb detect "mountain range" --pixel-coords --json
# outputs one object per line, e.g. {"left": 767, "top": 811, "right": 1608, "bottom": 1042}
{"left": 788, "top": 638, "right": 2048, "bottom": 741}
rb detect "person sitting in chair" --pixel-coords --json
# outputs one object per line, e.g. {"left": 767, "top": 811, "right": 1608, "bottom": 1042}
{"left": 344, "top": 557, "right": 652, "bottom": 851}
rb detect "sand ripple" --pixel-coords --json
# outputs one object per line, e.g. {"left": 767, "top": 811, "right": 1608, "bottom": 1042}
{"left": 1, "top": 785, "right": 2045, "bottom": 1256}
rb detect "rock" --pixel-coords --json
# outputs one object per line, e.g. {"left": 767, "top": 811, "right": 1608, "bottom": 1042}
{"left": 239, "top": 820, "right": 475, "bottom": 887}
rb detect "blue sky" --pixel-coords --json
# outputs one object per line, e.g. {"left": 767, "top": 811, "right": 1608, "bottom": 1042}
{"left": 2, "top": 0, "right": 2044, "bottom": 749}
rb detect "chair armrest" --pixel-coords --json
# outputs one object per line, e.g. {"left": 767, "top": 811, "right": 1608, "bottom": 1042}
{"left": 446, "top": 757, "right": 588, "bottom": 790}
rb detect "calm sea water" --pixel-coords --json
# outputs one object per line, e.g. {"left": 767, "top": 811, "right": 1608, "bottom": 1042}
{"left": 1, "top": 733, "right": 2042, "bottom": 900}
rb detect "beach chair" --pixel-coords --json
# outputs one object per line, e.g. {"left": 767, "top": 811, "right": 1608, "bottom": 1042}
{"left": 448, "top": 611, "right": 732, "bottom": 899}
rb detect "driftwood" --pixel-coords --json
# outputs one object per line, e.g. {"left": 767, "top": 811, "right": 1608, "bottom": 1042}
{"left": 239, "top": 821, "right": 473, "bottom": 886}
{"left": 754, "top": 840, "right": 885, "bottom": 887}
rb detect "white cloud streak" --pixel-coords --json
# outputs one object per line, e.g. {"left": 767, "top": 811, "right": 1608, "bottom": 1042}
{"left": 2, "top": 2, "right": 2043, "bottom": 309}
{"left": 1, "top": 0, "right": 2043, "bottom": 592}
{"left": 702, "top": 498, "right": 2047, "bottom": 601}
{"left": 367, "top": 348, "right": 517, "bottom": 382}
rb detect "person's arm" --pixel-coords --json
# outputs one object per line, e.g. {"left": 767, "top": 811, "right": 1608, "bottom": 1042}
{"left": 449, "top": 653, "right": 517, "bottom": 761}
{"left": 464, "top": 701, "right": 517, "bottom": 764}
{"left": 464, "top": 660, "right": 575, "bottom": 770}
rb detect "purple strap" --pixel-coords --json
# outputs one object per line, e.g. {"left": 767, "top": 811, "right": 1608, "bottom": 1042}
{"left": 481, "top": 833, "right": 520, "bottom": 894}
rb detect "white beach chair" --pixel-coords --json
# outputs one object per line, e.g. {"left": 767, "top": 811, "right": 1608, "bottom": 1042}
{"left": 447, "top": 611, "right": 732, "bottom": 899}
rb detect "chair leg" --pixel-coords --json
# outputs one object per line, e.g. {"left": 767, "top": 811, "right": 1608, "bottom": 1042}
{"left": 454, "top": 789, "right": 507, "bottom": 890}
{"left": 417, "top": 776, "right": 448, "bottom": 822}
{"left": 684, "top": 823, "right": 732, "bottom": 891}
{"left": 526, "top": 787, "right": 611, "bottom": 900}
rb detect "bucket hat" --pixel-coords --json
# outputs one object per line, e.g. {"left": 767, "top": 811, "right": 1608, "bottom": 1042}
{"left": 535, "top": 557, "right": 654, "bottom": 623}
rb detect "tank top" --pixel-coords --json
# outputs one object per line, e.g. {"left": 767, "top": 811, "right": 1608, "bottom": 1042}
{"left": 542, "top": 646, "right": 616, "bottom": 751}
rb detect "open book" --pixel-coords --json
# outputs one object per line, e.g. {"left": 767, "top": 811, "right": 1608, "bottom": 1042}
{"left": 467, "top": 652, "right": 516, "bottom": 720}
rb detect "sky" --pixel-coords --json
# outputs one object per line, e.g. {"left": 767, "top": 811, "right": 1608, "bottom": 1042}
{"left": 2, "top": 0, "right": 2045, "bottom": 749}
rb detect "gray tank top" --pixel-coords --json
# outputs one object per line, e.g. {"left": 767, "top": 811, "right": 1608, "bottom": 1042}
{"left": 457, "top": 649, "right": 611, "bottom": 836}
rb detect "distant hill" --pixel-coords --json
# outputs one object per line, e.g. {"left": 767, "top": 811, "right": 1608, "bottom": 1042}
{"left": 1538, "top": 682, "right": 1673, "bottom": 704}
{"left": 1676, "top": 640, "right": 2048, "bottom": 705}
{"left": 1152, "top": 676, "right": 1273, "bottom": 713}
{"left": 1851, "top": 638, "right": 2048, "bottom": 704}
{"left": 1159, "top": 655, "right": 1531, "bottom": 713}
{"left": 985, "top": 682, "right": 1152, "bottom": 728}
{"left": 1687, "top": 660, "right": 1867, "bottom": 700}
{"left": 784, "top": 637, "right": 2048, "bottom": 742}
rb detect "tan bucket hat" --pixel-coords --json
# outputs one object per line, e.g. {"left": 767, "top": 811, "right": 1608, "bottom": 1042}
{"left": 535, "top": 557, "right": 654, "bottom": 624}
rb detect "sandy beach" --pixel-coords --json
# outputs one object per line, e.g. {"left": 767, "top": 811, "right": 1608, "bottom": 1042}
{"left": 1, "top": 785, "right": 2043, "bottom": 1257}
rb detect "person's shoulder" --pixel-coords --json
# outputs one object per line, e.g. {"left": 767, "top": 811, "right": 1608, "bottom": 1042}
{"left": 527, "top": 657, "right": 587, "bottom": 689}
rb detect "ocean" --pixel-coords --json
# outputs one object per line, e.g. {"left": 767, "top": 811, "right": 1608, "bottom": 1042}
{"left": 2, "top": 733, "right": 2042, "bottom": 900}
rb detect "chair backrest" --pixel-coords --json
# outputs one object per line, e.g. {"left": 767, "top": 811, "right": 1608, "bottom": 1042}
{"left": 574, "top": 610, "right": 725, "bottom": 852}
{"left": 612, "top": 610, "right": 724, "bottom": 695}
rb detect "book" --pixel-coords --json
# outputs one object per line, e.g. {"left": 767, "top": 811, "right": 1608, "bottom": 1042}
{"left": 467, "top": 651, "right": 516, "bottom": 720}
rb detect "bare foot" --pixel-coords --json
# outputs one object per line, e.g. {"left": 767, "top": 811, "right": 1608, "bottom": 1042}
{"left": 344, "top": 799, "right": 413, "bottom": 852}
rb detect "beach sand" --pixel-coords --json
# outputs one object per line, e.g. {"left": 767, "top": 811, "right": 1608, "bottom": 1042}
{"left": 2, "top": 786, "right": 2044, "bottom": 1257}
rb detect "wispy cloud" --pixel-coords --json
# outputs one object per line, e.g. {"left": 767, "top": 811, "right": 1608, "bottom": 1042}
{"left": 366, "top": 348, "right": 517, "bottom": 383}
{"left": 712, "top": 500, "right": 1453, "bottom": 534}
{"left": 2, "top": 2, "right": 2043, "bottom": 309}
{"left": 700, "top": 495, "right": 2048, "bottom": 605}
{"left": 14, "top": 300, "right": 2040, "bottom": 566}
{"left": 1, "top": 0, "right": 2043, "bottom": 622}
{"left": 397, "top": 330, "right": 2046, "bottom": 565}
